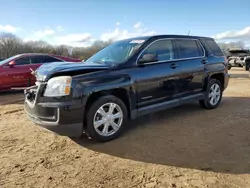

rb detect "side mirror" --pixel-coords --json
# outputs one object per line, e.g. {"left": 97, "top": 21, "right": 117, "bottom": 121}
{"left": 138, "top": 54, "right": 158, "bottom": 64}
{"left": 8, "top": 60, "right": 16, "bottom": 68}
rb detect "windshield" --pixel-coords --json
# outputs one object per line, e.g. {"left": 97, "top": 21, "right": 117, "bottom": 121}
{"left": 0, "top": 55, "right": 22, "bottom": 66}
{"left": 85, "top": 39, "right": 146, "bottom": 65}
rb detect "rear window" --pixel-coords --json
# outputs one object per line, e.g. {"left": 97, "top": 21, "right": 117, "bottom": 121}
{"left": 175, "top": 39, "right": 202, "bottom": 59}
{"left": 204, "top": 39, "right": 224, "bottom": 56}
{"left": 229, "top": 50, "right": 249, "bottom": 53}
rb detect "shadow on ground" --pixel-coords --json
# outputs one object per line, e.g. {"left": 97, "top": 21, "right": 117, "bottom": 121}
{"left": 229, "top": 73, "right": 249, "bottom": 79}
{"left": 0, "top": 90, "right": 24, "bottom": 105}
{"left": 229, "top": 68, "right": 249, "bottom": 79}
{"left": 73, "top": 96, "right": 250, "bottom": 174}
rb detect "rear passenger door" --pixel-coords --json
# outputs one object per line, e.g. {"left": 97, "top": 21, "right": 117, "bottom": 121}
{"left": 174, "top": 39, "right": 206, "bottom": 96}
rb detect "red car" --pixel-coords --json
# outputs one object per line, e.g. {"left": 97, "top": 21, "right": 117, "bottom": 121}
{"left": 0, "top": 53, "right": 82, "bottom": 91}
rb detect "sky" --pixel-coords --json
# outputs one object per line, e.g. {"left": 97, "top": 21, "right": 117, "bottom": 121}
{"left": 0, "top": 0, "right": 250, "bottom": 47}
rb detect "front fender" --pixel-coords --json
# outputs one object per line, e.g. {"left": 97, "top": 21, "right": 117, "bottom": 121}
{"left": 71, "top": 73, "right": 136, "bottom": 117}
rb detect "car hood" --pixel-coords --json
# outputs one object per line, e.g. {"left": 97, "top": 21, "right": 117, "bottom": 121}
{"left": 35, "top": 61, "right": 110, "bottom": 81}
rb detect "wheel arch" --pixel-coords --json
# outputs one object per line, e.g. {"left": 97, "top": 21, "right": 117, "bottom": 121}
{"left": 83, "top": 87, "right": 134, "bottom": 128}
{"left": 204, "top": 72, "right": 225, "bottom": 91}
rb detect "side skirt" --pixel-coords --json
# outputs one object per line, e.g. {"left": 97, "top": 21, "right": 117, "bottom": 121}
{"left": 131, "top": 93, "right": 204, "bottom": 119}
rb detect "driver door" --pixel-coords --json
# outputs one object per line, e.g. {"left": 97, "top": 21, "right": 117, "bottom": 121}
{"left": 5, "top": 57, "right": 32, "bottom": 88}
{"left": 135, "top": 39, "right": 182, "bottom": 108}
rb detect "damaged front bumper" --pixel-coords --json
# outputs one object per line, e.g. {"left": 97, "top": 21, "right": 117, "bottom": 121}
{"left": 24, "top": 84, "right": 84, "bottom": 138}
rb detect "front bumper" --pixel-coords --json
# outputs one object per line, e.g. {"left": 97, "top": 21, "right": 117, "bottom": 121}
{"left": 24, "top": 84, "right": 85, "bottom": 138}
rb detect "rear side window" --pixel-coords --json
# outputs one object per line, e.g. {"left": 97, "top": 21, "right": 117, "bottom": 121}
{"left": 43, "top": 56, "right": 63, "bottom": 63}
{"left": 140, "top": 39, "right": 175, "bottom": 62}
{"left": 31, "top": 56, "right": 44, "bottom": 64}
{"left": 175, "top": 39, "right": 202, "bottom": 59}
{"left": 196, "top": 41, "right": 204, "bottom": 56}
{"left": 31, "top": 56, "right": 63, "bottom": 64}
{"left": 204, "top": 39, "right": 224, "bottom": 56}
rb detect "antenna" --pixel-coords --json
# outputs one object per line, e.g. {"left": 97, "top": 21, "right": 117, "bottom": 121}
{"left": 187, "top": 30, "right": 190, "bottom": 35}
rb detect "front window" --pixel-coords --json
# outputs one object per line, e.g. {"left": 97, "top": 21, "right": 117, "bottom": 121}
{"left": 0, "top": 55, "right": 22, "bottom": 66}
{"left": 139, "top": 39, "right": 175, "bottom": 62}
{"left": 85, "top": 39, "right": 146, "bottom": 65}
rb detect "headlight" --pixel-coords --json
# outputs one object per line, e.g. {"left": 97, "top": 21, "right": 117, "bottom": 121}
{"left": 44, "top": 76, "right": 72, "bottom": 97}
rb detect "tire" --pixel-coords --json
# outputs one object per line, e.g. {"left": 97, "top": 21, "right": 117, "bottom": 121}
{"left": 245, "top": 61, "right": 250, "bottom": 71}
{"left": 199, "top": 79, "right": 222, "bottom": 109}
{"left": 85, "top": 95, "right": 128, "bottom": 142}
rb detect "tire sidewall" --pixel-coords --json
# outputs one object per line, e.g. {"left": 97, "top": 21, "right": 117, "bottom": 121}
{"left": 86, "top": 95, "right": 128, "bottom": 142}
{"left": 204, "top": 79, "right": 222, "bottom": 109}
{"left": 245, "top": 60, "right": 250, "bottom": 71}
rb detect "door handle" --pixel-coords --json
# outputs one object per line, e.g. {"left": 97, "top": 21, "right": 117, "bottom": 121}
{"left": 201, "top": 59, "right": 208, "bottom": 64}
{"left": 170, "top": 63, "right": 178, "bottom": 69}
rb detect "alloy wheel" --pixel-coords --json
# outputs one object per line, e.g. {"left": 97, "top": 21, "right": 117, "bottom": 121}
{"left": 208, "top": 83, "right": 221, "bottom": 106}
{"left": 93, "top": 103, "right": 123, "bottom": 137}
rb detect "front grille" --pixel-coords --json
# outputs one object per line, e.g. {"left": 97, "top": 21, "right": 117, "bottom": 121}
{"left": 24, "top": 85, "right": 38, "bottom": 105}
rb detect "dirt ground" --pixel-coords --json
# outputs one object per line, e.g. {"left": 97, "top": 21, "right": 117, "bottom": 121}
{"left": 0, "top": 68, "right": 250, "bottom": 188}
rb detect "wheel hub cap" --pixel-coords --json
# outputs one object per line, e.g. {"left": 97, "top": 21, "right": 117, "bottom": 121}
{"left": 93, "top": 102, "right": 123, "bottom": 137}
{"left": 209, "top": 83, "right": 221, "bottom": 106}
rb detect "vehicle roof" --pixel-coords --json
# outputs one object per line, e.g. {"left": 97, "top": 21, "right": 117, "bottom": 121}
{"left": 17, "top": 53, "right": 55, "bottom": 57}
{"left": 120, "top": 34, "right": 213, "bottom": 41}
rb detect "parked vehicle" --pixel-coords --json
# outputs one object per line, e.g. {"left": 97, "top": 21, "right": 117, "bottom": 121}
{"left": 24, "top": 35, "right": 229, "bottom": 142}
{"left": 0, "top": 53, "right": 82, "bottom": 91}
{"left": 225, "top": 49, "right": 250, "bottom": 71}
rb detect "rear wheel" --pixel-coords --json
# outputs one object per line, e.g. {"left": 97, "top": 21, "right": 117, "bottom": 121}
{"left": 199, "top": 79, "right": 222, "bottom": 109}
{"left": 245, "top": 60, "right": 250, "bottom": 71}
{"left": 85, "top": 95, "right": 128, "bottom": 142}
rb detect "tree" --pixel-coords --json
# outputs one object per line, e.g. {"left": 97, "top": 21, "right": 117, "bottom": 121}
{"left": 0, "top": 33, "right": 113, "bottom": 60}
{"left": 0, "top": 32, "right": 22, "bottom": 58}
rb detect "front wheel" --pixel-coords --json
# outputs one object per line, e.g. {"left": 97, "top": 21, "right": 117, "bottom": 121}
{"left": 85, "top": 95, "right": 128, "bottom": 142}
{"left": 199, "top": 79, "right": 222, "bottom": 109}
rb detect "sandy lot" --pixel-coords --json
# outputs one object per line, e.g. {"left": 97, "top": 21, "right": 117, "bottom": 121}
{"left": 0, "top": 68, "right": 250, "bottom": 188}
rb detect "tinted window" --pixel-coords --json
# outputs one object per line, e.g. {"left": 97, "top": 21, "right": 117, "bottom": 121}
{"left": 204, "top": 39, "right": 224, "bottom": 56}
{"left": 196, "top": 41, "right": 204, "bottom": 56}
{"left": 43, "top": 56, "right": 63, "bottom": 63}
{"left": 31, "top": 56, "right": 44, "bottom": 64}
{"left": 86, "top": 39, "right": 145, "bottom": 65}
{"left": 175, "top": 39, "right": 201, "bottom": 59}
{"left": 31, "top": 56, "right": 63, "bottom": 64}
{"left": 140, "top": 40, "right": 174, "bottom": 62}
{"left": 15, "top": 57, "right": 31, "bottom": 65}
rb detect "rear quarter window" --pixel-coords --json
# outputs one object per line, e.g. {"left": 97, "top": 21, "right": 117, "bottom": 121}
{"left": 203, "top": 39, "right": 224, "bottom": 56}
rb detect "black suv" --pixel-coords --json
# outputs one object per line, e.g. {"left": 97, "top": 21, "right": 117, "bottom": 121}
{"left": 24, "top": 35, "right": 229, "bottom": 142}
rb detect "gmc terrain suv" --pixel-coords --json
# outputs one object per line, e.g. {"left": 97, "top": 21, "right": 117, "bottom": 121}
{"left": 24, "top": 35, "right": 229, "bottom": 142}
